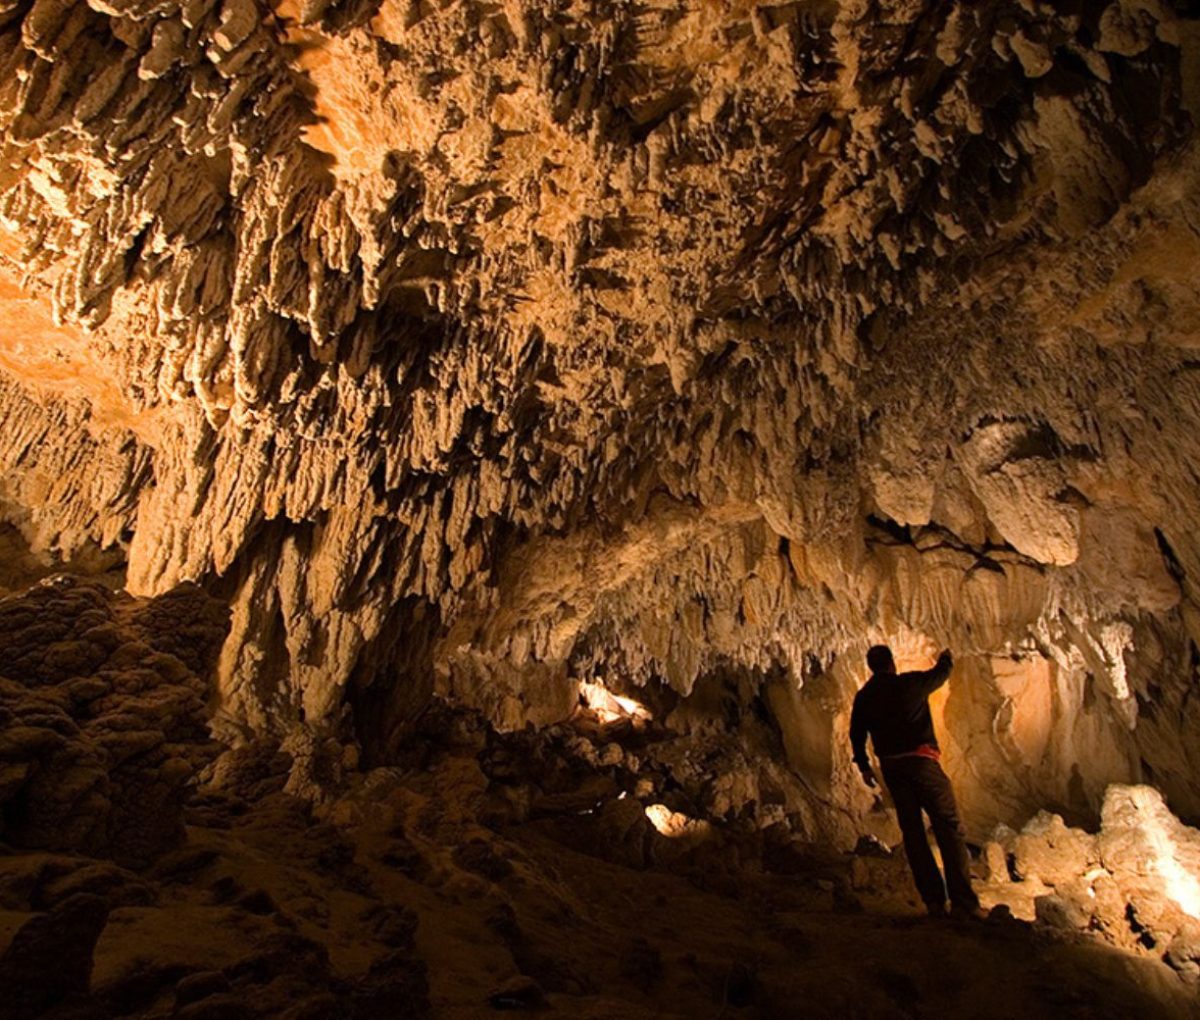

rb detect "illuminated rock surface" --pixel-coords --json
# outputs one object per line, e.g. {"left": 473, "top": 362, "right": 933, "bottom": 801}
{"left": 968, "top": 785, "right": 1200, "bottom": 977}
{"left": 3, "top": 0, "right": 1200, "bottom": 1013}
{"left": 1, "top": 0, "right": 1199, "bottom": 809}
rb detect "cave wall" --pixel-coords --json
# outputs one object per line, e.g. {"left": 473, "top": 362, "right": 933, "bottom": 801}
{"left": 2, "top": 0, "right": 1200, "bottom": 836}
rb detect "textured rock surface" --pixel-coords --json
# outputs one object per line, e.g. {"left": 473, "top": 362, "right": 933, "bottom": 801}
{"left": 0, "top": 576, "right": 228, "bottom": 866}
{"left": 977, "top": 783, "right": 1200, "bottom": 982}
{"left": 1, "top": 0, "right": 1200, "bottom": 839}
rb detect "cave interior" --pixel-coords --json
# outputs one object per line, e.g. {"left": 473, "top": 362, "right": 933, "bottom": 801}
{"left": 3, "top": 0, "right": 1200, "bottom": 1016}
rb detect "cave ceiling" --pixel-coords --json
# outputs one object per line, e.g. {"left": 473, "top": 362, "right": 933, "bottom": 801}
{"left": 1, "top": 0, "right": 1200, "bottom": 815}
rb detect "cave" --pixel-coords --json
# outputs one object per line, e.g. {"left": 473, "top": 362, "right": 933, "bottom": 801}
{"left": 3, "top": 0, "right": 1200, "bottom": 1016}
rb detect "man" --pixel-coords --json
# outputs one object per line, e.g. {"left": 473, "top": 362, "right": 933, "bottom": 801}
{"left": 849, "top": 644, "right": 983, "bottom": 919}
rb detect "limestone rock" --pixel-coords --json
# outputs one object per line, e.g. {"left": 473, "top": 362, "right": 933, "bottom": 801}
{"left": 982, "top": 841, "right": 1009, "bottom": 883}
{"left": 1098, "top": 784, "right": 1200, "bottom": 926}
{"left": 1165, "top": 920, "right": 1200, "bottom": 980}
{"left": 0, "top": 577, "right": 228, "bottom": 865}
{"left": 984, "top": 784, "right": 1200, "bottom": 967}
{"left": 1034, "top": 892, "right": 1092, "bottom": 932}
{"left": 1014, "top": 811, "right": 1098, "bottom": 886}
{"left": 0, "top": 0, "right": 1197, "bottom": 850}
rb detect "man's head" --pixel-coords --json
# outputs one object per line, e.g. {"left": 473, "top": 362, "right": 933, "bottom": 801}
{"left": 866, "top": 644, "right": 896, "bottom": 676}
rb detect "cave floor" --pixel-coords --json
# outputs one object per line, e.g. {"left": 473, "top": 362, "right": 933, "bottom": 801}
{"left": 10, "top": 741, "right": 1194, "bottom": 1020}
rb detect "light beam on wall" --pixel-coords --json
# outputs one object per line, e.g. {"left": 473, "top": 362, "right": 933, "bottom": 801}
{"left": 579, "top": 679, "right": 650, "bottom": 723}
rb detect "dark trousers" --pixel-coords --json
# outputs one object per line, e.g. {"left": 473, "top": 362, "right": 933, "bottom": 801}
{"left": 880, "top": 756, "right": 979, "bottom": 911}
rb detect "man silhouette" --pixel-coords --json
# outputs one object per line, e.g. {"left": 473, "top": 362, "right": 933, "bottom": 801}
{"left": 850, "top": 645, "right": 983, "bottom": 919}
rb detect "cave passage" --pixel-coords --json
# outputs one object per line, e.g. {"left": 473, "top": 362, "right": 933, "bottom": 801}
{"left": 2, "top": 0, "right": 1200, "bottom": 1016}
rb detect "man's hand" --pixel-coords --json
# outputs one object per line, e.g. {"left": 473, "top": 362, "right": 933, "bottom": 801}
{"left": 858, "top": 763, "right": 878, "bottom": 789}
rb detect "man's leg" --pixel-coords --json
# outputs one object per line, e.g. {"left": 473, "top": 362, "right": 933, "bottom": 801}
{"left": 882, "top": 763, "right": 947, "bottom": 912}
{"left": 916, "top": 761, "right": 980, "bottom": 911}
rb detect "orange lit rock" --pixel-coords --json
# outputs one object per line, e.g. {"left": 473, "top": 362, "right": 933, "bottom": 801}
{"left": 0, "top": 0, "right": 1197, "bottom": 846}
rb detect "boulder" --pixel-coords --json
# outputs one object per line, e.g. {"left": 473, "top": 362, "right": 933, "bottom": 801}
{"left": 0, "top": 893, "right": 110, "bottom": 1018}
{"left": 1013, "top": 811, "right": 1098, "bottom": 887}
{"left": 1034, "top": 893, "right": 1091, "bottom": 931}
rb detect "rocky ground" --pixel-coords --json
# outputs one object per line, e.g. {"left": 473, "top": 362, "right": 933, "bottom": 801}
{"left": 2, "top": 578, "right": 1199, "bottom": 1020}
{"left": 6, "top": 725, "right": 1200, "bottom": 1020}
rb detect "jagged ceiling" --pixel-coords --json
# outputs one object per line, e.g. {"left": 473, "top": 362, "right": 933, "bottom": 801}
{"left": 3, "top": 0, "right": 1200, "bottom": 827}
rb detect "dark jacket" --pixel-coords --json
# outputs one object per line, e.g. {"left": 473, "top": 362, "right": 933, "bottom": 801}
{"left": 849, "top": 656, "right": 952, "bottom": 767}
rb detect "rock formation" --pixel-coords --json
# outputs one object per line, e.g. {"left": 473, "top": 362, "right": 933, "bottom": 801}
{"left": 3, "top": 0, "right": 1200, "bottom": 1005}
{"left": 967, "top": 784, "right": 1200, "bottom": 979}
{"left": 0, "top": 577, "right": 228, "bottom": 864}
{"left": 0, "top": 579, "right": 1197, "bottom": 1018}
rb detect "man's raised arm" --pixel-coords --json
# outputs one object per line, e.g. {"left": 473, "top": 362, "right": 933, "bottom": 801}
{"left": 914, "top": 649, "right": 954, "bottom": 696}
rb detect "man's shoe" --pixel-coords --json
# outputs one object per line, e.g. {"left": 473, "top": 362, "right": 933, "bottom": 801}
{"left": 925, "top": 902, "right": 949, "bottom": 919}
{"left": 949, "top": 903, "right": 988, "bottom": 922}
